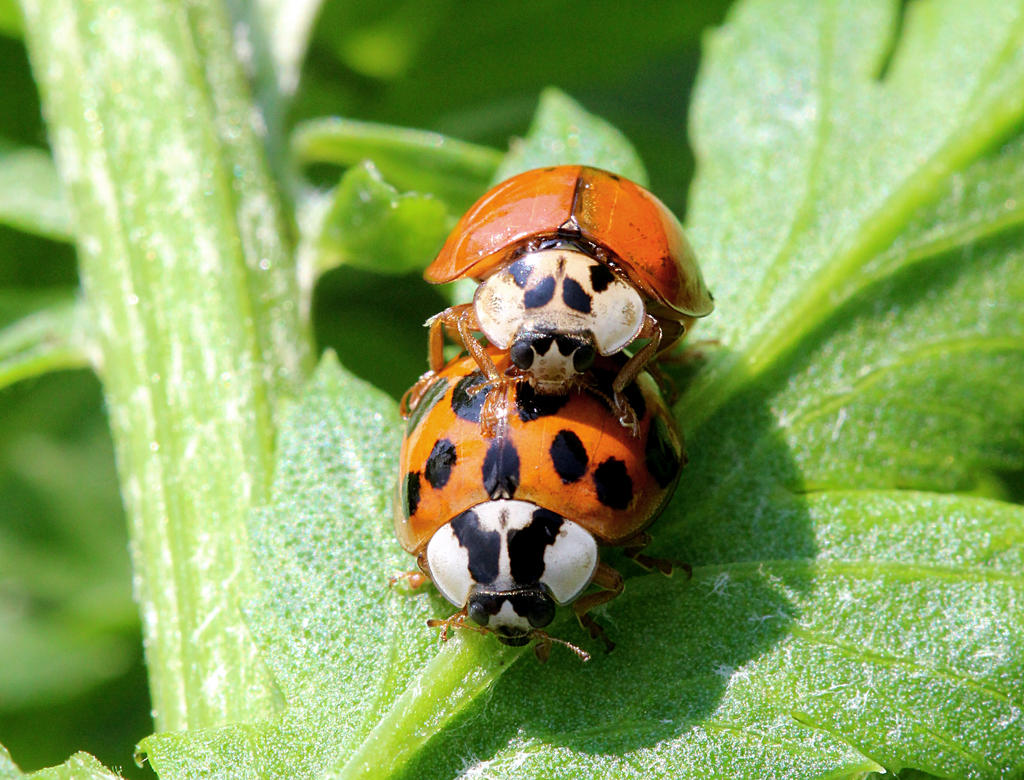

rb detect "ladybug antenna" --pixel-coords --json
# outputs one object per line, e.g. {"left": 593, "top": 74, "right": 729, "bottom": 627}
{"left": 530, "top": 629, "right": 591, "bottom": 663}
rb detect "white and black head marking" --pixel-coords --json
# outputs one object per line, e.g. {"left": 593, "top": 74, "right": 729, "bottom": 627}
{"left": 425, "top": 499, "right": 599, "bottom": 645}
{"left": 474, "top": 247, "right": 644, "bottom": 392}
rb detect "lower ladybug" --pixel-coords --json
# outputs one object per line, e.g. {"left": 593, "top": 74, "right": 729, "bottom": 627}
{"left": 393, "top": 349, "right": 688, "bottom": 659}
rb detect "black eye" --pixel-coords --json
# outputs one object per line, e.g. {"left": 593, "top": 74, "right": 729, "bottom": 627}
{"left": 510, "top": 339, "right": 534, "bottom": 370}
{"left": 572, "top": 344, "right": 596, "bottom": 372}
{"left": 524, "top": 593, "right": 556, "bottom": 628}
{"left": 467, "top": 593, "right": 499, "bottom": 626}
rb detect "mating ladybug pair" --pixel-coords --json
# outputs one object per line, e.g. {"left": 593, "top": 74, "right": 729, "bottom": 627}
{"left": 393, "top": 165, "right": 713, "bottom": 659}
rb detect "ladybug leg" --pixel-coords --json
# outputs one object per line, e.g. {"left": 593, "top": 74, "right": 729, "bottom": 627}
{"left": 529, "top": 630, "right": 592, "bottom": 663}
{"left": 426, "top": 606, "right": 490, "bottom": 642}
{"left": 451, "top": 305, "right": 501, "bottom": 382}
{"left": 659, "top": 338, "right": 721, "bottom": 367}
{"left": 613, "top": 314, "right": 661, "bottom": 395}
{"left": 425, "top": 304, "right": 501, "bottom": 381}
{"left": 390, "top": 551, "right": 434, "bottom": 590}
{"left": 622, "top": 532, "right": 692, "bottom": 579}
{"left": 426, "top": 312, "right": 448, "bottom": 373}
{"left": 477, "top": 374, "right": 519, "bottom": 438}
{"left": 399, "top": 369, "right": 438, "bottom": 417}
{"left": 611, "top": 314, "right": 662, "bottom": 433}
{"left": 658, "top": 317, "right": 720, "bottom": 367}
{"left": 572, "top": 562, "right": 625, "bottom": 653}
{"left": 644, "top": 361, "right": 679, "bottom": 405}
{"left": 532, "top": 636, "right": 552, "bottom": 664}
{"left": 407, "top": 305, "right": 505, "bottom": 417}
{"left": 426, "top": 304, "right": 499, "bottom": 378}
{"left": 400, "top": 312, "right": 460, "bottom": 417}
{"left": 388, "top": 569, "right": 430, "bottom": 590}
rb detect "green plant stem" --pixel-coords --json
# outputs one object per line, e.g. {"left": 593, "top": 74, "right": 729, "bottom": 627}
{"left": 19, "top": 0, "right": 314, "bottom": 733}
{"left": 333, "top": 634, "right": 521, "bottom": 779}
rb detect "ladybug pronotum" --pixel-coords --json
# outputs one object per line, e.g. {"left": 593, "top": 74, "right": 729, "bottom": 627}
{"left": 394, "top": 349, "right": 687, "bottom": 658}
{"left": 415, "top": 165, "right": 713, "bottom": 430}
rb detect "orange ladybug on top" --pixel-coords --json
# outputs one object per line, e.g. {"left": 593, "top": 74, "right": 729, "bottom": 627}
{"left": 416, "top": 165, "right": 714, "bottom": 429}
{"left": 394, "top": 348, "right": 687, "bottom": 657}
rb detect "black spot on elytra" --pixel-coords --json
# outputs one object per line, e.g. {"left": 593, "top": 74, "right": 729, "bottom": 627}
{"left": 524, "top": 276, "right": 556, "bottom": 308}
{"left": 550, "top": 429, "right": 588, "bottom": 483}
{"left": 593, "top": 457, "right": 633, "bottom": 510}
{"left": 508, "top": 508, "right": 564, "bottom": 585}
{"left": 515, "top": 382, "right": 570, "bottom": 422}
{"left": 451, "top": 371, "right": 488, "bottom": 423}
{"left": 482, "top": 438, "right": 520, "bottom": 499}
{"left": 561, "top": 277, "right": 592, "bottom": 313}
{"left": 404, "top": 471, "right": 421, "bottom": 517}
{"left": 646, "top": 415, "right": 683, "bottom": 488}
{"left": 451, "top": 509, "right": 499, "bottom": 584}
{"left": 508, "top": 258, "right": 533, "bottom": 288}
{"left": 589, "top": 263, "right": 616, "bottom": 293}
{"left": 424, "top": 438, "right": 457, "bottom": 489}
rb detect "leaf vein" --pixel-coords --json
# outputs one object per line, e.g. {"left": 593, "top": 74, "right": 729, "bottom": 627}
{"left": 779, "top": 336, "right": 1023, "bottom": 434}
{"left": 790, "top": 625, "right": 1015, "bottom": 707}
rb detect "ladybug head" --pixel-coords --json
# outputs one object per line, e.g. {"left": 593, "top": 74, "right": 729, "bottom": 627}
{"left": 466, "top": 585, "right": 557, "bottom": 644}
{"left": 424, "top": 500, "right": 599, "bottom": 643}
{"left": 508, "top": 329, "right": 596, "bottom": 391}
{"left": 474, "top": 248, "right": 644, "bottom": 391}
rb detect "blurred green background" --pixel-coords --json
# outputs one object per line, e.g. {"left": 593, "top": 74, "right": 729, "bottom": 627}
{"left": 0, "top": 1, "right": 734, "bottom": 774}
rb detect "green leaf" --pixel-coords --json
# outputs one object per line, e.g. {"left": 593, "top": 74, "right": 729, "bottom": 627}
{"left": 0, "top": 746, "right": 15, "bottom": 780}
{"left": 0, "top": 744, "right": 120, "bottom": 780}
{"left": 0, "top": 143, "right": 70, "bottom": 241}
{"left": 28, "top": 753, "right": 121, "bottom": 780}
{"left": 141, "top": 1, "right": 1024, "bottom": 777}
{"left": 400, "top": 493, "right": 1024, "bottom": 779}
{"left": 0, "top": 290, "right": 86, "bottom": 390}
{"left": 306, "top": 161, "right": 452, "bottom": 275}
{"left": 683, "top": 0, "right": 1024, "bottom": 424}
{"left": 0, "top": 0, "right": 20, "bottom": 37}
{"left": 292, "top": 117, "right": 502, "bottom": 213}
{"left": 494, "top": 87, "right": 649, "bottom": 185}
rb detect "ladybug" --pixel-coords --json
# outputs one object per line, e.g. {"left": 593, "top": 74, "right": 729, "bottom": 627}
{"left": 415, "top": 165, "right": 713, "bottom": 429}
{"left": 394, "top": 348, "right": 688, "bottom": 658}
